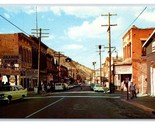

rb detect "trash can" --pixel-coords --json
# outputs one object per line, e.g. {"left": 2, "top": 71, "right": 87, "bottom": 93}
{"left": 34, "top": 87, "right": 38, "bottom": 94}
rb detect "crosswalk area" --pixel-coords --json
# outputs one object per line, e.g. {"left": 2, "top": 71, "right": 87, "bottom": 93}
{"left": 25, "top": 91, "right": 121, "bottom": 99}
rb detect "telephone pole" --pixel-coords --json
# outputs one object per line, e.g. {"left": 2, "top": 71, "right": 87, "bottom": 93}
{"left": 54, "top": 52, "right": 64, "bottom": 83}
{"left": 101, "top": 13, "right": 117, "bottom": 93}
{"left": 31, "top": 28, "right": 49, "bottom": 94}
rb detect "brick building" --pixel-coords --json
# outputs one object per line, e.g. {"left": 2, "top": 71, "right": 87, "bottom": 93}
{"left": 122, "top": 25, "right": 154, "bottom": 94}
{"left": 30, "top": 36, "right": 48, "bottom": 89}
{"left": 0, "top": 33, "right": 50, "bottom": 90}
{"left": 0, "top": 32, "right": 93, "bottom": 90}
{"left": 143, "top": 30, "right": 155, "bottom": 96}
{"left": 0, "top": 33, "right": 32, "bottom": 88}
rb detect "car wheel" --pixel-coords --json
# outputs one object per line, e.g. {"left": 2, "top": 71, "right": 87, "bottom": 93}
{"left": 8, "top": 96, "right": 12, "bottom": 104}
{"left": 21, "top": 95, "right": 25, "bottom": 101}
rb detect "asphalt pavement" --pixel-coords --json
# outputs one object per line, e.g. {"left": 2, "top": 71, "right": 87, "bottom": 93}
{"left": 27, "top": 88, "right": 155, "bottom": 115}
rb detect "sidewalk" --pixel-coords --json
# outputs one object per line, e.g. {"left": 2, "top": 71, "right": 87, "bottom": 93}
{"left": 116, "top": 90, "right": 155, "bottom": 114}
{"left": 27, "top": 90, "right": 48, "bottom": 97}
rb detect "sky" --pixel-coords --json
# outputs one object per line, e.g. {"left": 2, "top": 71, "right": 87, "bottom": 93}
{"left": 1, "top": 3, "right": 155, "bottom": 69}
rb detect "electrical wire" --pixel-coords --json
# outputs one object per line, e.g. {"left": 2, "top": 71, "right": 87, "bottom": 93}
{"left": 0, "top": 14, "right": 30, "bottom": 36}
{"left": 125, "top": 7, "right": 147, "bottom": 31}
{"left": 117, "top": 6, "right": 147, "bottom": 39}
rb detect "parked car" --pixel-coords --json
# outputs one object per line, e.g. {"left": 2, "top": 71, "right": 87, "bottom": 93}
{"left": 90, "top": 83, "right": 95, "bottom": 90}
{"left": 103, "top": 87, "right": 110, "bottom": 93}
{"left": 0, "top": 85, "right": 27, "bottom": 104}
{"left": 93, "top": 84, "right": 104, "bottom": 92}
{"left": 64, "top": 83, "right": 69, "bottom": 90}
{"left": 54, "top": 83, "right": 65, "bottom": 91}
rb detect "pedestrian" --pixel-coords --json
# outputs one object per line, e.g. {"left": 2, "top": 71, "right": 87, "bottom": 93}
{"left": 133, "top": 84, "right": 137, "bottom": 98}
{"left": 47, "top": 83, "right": 51, "bottom": 92}
{"left": 41, "top": 81, "right": 45, "bottom": 93}
{"left": 120, "top": 81, "right": 124, "bottom": 93}
{"left": 80, "top": 83, "right": 82, "bottom": 90}
{"left": 129, "top": 82, "right": 134, "bottom": 99}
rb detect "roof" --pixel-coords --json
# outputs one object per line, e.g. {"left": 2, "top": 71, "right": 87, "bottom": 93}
{"left": 143, "top": 30, "right": 155, "bottom": 47}
{"left": 122, "top": 25, "right": 155, "bottom": 40}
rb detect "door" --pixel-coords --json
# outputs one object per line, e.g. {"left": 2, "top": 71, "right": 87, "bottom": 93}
{"left": 150, "top": 66, "right": 155, "bottom": 96}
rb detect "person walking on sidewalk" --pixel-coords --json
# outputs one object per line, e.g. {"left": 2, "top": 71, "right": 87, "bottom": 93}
{"left": 130, "top": 82, "right": 134, "bottom": 99}
{"left": 133, "top": 83, "right": 137, "bottom": 98}
{"left": 41, "top": 81, "right": 46, "bottom": 94}
{"left": 120, "top": 81, "right": 124, "bottom": 93}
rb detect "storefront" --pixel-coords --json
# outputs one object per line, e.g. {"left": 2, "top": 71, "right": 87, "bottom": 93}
{"left": 0, "top": 55, "right": 20, "bottom": 86}
{"left": 114, "top": 63, "right": 132, "bottom": 90}
{"left": 143, "top": 30, "right": 155, "bottom": 96}
{"left": 20, "top": 69, "right": 38, "bottom": 90}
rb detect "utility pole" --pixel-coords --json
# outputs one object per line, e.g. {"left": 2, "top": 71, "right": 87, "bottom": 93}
{"left": 101, "top": 13, "right": 117, "bottom": 93}
{"left": 54, "top": 52, "right": 64, "bottom": 83}
{"left": 31, "top": 28, "right": 49, "bottom": 94}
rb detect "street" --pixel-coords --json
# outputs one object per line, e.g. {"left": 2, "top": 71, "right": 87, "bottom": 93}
{"left": 0, "top": 86, "right": 155, "bottom": 119}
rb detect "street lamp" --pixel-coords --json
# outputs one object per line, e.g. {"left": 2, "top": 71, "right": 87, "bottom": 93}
{"left": 92, "top": 61, "right": 96, "bottom": 83}
{"left": 98, "top": 45, "right": 102, "bottom": 85}
{"left": 65, "top": 57, "right": 72, "bottom": 62}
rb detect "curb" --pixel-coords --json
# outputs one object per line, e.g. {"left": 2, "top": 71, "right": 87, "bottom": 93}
{"left": 121, "top": 99, "right": 155, "bottom": 114}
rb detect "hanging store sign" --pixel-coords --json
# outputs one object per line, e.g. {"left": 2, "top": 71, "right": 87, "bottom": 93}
{"left": 3, "top": 55, "right": 20, "bottom": 63}
{"left": 0, "top": 55, "right": 20, "bottom": 69}
{"left": 0, "top": 68, "right": 20, "bottom": 75}
{"left": 115, "top": 65, "right": 132, "bottom": 74}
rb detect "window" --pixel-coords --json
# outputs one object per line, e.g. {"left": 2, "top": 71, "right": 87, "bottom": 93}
{"left": 141, "top": 40, "right": 146, "bottom": 56}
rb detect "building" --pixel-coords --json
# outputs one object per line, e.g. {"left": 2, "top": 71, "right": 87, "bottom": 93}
{"left": 30, "top": 36, "right": 48, "bottom": 89}
{"left": 122, "top": 25, "right": 154, "bottom": 94}
{"left": 0, "top": 33, "right": 49, "bottom": 90}
{"left": 0, "top": 33, "right": 32, "bottom": 88}
{"left": 103, "top": 56, "right": 123, "bottom": 89}
{"left": 0, "top": 32, "right": 93, "bottom": 90}
{"left": 143, "top": 30, "right": 155, "bottom": 96}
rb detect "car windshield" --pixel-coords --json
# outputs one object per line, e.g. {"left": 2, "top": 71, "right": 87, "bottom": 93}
{"left": 96, "top": 85, "right": 102, "bottom": 87}
{"left": 17, "top": 85, "right": 24, "bottom": 90}
{"left": 55, "top": 83, "right": 62, "bottom": 86}
{"left": 0, "top": 86, "right": 11, "bottom": 91}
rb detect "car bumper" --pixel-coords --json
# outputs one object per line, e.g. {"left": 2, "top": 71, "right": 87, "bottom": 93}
{"left": 0, "top": 98, "right": 9, "bottom": 104}
{"left": 94, "top": 89, "right": 104, "bottom": 92}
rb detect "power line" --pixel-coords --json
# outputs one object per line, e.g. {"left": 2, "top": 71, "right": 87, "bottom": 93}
{"left": 117, "top": 6, "right": 147, "bottom": 39}
{"left": 0, "top": 14, "right": 30, "bottom": 36}
{"left": 125, "top": 7, "right": 147, "bottom": 31}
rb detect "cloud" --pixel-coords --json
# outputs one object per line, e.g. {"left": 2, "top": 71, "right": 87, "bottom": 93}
{"left": 50, "top": 6, "right": 62, "bottom": 16}
{"left": 4, "top": 13, "right": 10, "bottom": 19}
{"left": 66, "top": 16, "right": 108, "bottom": 40}
{"left": 1, "top": 6, "right": 49, "bottom": 15}
{"left": 1, "top": 5, "right": 145, "bottom": 20}
{"left": 139, "top": 10, "right": 155, "bottom": 22}
{"left": 62, "top": 44, "right": 84, "bottom": 50}
{"left": 49, "top": 6, "right": 144, "bottom": 19}
{"left": 50, "top": 6, "right": 104, "bottom": 18}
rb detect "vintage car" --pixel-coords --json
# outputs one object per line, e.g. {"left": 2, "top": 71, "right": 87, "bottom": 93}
{"left": 93, "top": 84, "right": 104, "bottom": 92}
{"left": 54, "top": 83, "right": 65, "bottom": 91}
{"left": 0, "top": 85, "right": 27, "bottom": 104}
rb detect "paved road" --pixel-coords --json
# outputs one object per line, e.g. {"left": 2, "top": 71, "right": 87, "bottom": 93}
{"left": 0, "top": 86, "right": 155, "bottom": 119}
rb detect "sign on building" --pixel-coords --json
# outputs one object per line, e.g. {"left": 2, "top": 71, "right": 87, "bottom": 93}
{"left": 115, "top": 65, "right": 132, "bottom": 74}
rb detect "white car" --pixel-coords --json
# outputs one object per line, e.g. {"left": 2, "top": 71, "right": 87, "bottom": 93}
{"left": 54, "top": 83, "right": 64, "bottom": 91}
{"left": 93, "top": 84, "right": 104, "bottom": 92}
